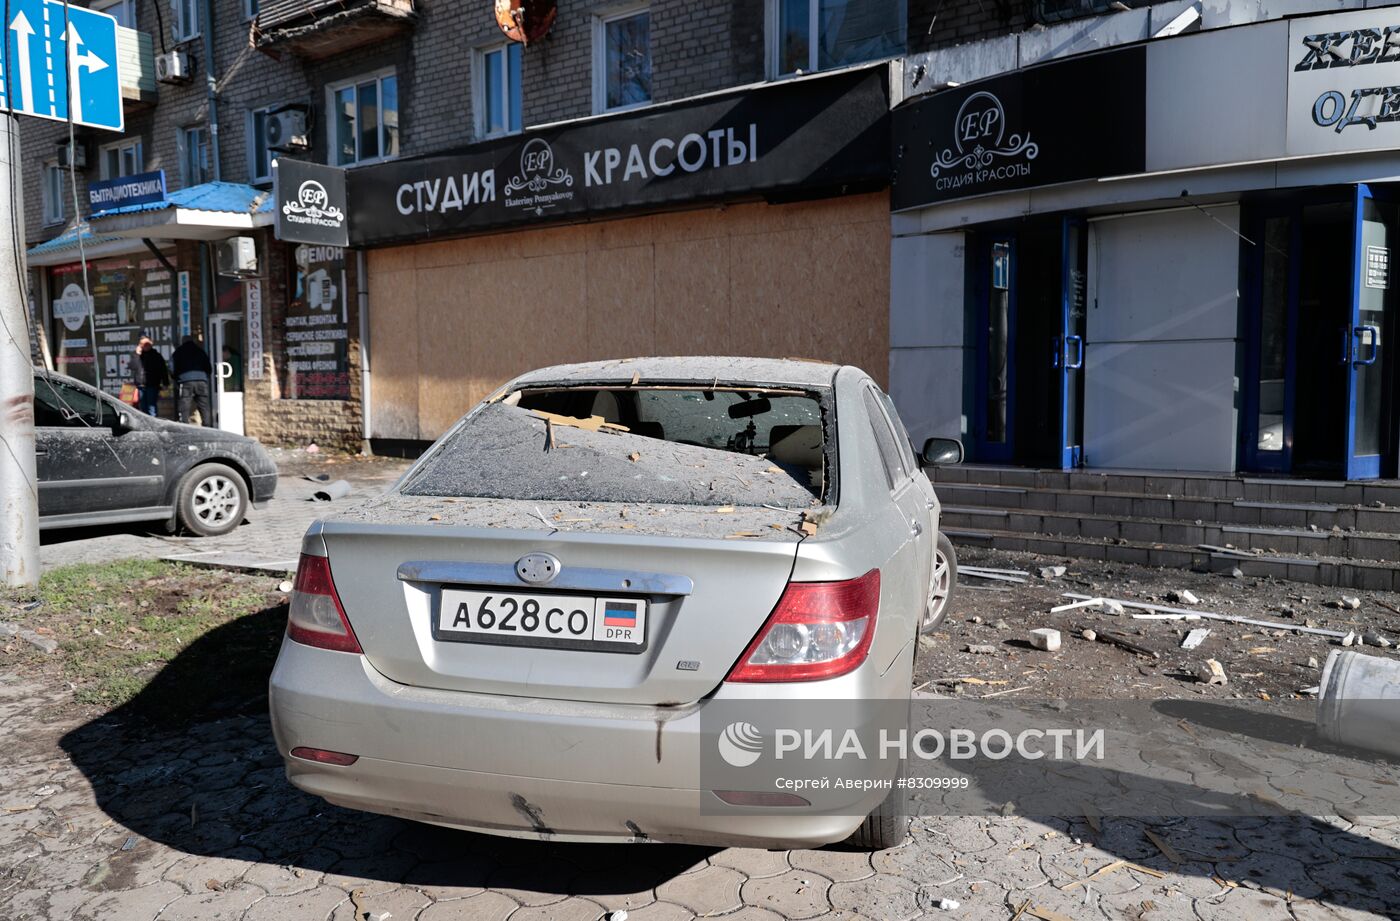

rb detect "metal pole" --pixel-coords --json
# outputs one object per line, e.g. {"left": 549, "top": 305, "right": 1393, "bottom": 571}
{"left": 201, "top": 0, "right": 221, "bottom": 182}
{"left": 0, "top": 113, "right": 39, "bottom": 588}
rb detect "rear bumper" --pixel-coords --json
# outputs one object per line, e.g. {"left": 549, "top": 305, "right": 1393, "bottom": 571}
{"left": 268, "top": 638, "right": 897, "bottom": 848}
{"left": 249, "top": 472, "right": 278, "bottom": 503}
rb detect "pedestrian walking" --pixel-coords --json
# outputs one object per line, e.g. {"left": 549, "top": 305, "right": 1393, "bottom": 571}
{"left": 135, "top": 337, "right": 169, "bottom": 418}
{"left": 172, "top": 334, "right": 214, "bottom": 427}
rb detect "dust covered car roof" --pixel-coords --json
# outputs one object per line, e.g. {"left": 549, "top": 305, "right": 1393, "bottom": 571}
{"left": 511, "top": 356, "right": 841, "bottom": 390}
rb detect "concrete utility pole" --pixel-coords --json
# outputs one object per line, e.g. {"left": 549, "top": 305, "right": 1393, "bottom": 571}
{"left": 0, "top": 113, "right": 39, "bottom": 589}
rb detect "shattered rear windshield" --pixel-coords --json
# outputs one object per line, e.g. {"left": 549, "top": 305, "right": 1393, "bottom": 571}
{"left": 400, "top": 387, "right": 830, "bottom": 508}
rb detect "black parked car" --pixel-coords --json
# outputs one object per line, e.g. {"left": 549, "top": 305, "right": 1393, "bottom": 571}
{"left": 33, "top": 370, "right": 278, "bottom": 536}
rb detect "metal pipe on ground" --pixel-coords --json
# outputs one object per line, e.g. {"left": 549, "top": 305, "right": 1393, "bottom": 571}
{"left": 312, "top": 480, "right": 353, "bottom": 502}
{"left": 1318, "top": 650, "right": 1400, "bottom": 760}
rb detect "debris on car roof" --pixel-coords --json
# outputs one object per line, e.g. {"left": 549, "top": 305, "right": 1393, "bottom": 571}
{"left": 512, "top": 356, "right": 841, "bottom": 390}
{"left": 399, "top": 402, "right": 823, "bottom": 510}
{"left": 335, "top": 494, "right": 817, "bottom": 541}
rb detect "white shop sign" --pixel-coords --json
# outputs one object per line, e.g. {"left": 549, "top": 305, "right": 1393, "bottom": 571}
{"left": 1286, "top": 9, "right": 1400, "bottom": 157}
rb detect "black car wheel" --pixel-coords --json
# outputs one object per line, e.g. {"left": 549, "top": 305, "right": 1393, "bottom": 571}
{"left": 920, "top": 532, "right": 958, "bottom": 634}
{"left": 177, "top": 463, "right": 248, "bottom": 537}
{"left": 846, "top": 757, "right": 911, "bottom": 850}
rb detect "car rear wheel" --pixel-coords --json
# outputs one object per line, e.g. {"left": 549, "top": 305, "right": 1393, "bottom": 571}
{"left": 177, "top": 463, "right": 248, "bottom": 537}
{"left": 845, "top": 758, "right": 910, "bottom": 850}
{"left": 920, "top": 532, "right": 957, "bottom": 634}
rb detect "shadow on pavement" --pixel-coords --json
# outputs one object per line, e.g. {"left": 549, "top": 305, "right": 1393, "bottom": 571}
{"left": 40, "top": 523, "right": 172, "bottom": 546}
{"left": 57, "top": 604, "right": 714, "bottom": 897}
{"left": 56, "top": 604, "right": 1400, "bottom": 912}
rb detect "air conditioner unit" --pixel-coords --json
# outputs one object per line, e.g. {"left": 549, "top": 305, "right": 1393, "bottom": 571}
{"left": 56, "top": 141, "right": 87, "bottom": 170}
{"left": 266, "top": 106, "right": 310, "bottom": 152}
{"left": 155, "top": 49, "right": 192, "bottom": 84}
{"left": 217, "top": 236, "right": 258, "bottom": 277}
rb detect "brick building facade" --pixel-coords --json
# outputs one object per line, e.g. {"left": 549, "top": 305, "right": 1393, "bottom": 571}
{"left": 21, "top": 0, "right": 1097, "bottom": 452}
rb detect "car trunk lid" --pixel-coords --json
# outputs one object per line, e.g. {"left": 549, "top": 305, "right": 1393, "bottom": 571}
{"left": 319, "top": 496, "right": 807, "bottom": 705}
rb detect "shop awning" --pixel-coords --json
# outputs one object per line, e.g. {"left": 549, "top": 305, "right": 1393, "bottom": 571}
{"left": 25, "top": 221, "right": 154, "bottom": 267}
{"left": 87, "top": 181, "right": 274, "bottom": 240}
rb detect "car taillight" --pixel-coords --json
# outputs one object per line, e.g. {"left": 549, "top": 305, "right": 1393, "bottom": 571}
{"left": 287, "top": 552, "right": 362, "bottom": 654}
{"left": 725, "top": 569, "right": 880, "bottom": 682}
{"left": 290, "top": 747, "right": 359, "bottom": 766}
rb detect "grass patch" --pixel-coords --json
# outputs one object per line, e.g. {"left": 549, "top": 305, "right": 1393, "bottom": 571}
{"left": 5, "top": 560, "right": 288, "bottom": 723}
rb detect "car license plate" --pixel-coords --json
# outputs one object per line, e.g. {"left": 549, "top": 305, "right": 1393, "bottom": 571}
{"left": 437, "top": 589, "right": 647, "bottom": 650}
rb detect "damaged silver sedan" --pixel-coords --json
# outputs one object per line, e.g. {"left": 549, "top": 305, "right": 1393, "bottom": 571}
{"left": 269, "top": 357, "right": 960, "bottom": 849}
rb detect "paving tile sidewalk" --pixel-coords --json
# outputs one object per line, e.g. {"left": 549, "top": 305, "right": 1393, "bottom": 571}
{"left": 2, "top": 666, "right": 1398, "bottom": 920}
{"left": 15, "top": 454, "right": 1400, "bottom": 920}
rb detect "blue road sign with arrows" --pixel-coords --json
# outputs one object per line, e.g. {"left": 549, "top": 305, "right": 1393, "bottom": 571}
{"left": 1, "top": 0, "right": 122, "bottom": 132}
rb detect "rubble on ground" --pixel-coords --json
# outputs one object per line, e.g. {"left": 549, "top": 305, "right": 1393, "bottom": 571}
{"left": 916, "top": 547, "right": 1400, "bottom": 700}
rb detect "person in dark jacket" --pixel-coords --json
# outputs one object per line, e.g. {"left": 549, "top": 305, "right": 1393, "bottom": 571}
{"left": 172, "top": 334, "right": 214, "bottom": 427}
{"left": 133, "top": 337, "right": 169, "bottom": 417}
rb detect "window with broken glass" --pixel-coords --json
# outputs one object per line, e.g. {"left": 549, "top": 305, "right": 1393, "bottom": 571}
{"left": 772, "top": 0, "right": 906, "bottom": 77}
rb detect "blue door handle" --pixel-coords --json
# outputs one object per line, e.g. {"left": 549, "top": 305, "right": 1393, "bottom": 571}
{"left": 1065, "top": 335, "right": 1085, "bottom": 369}
{"left": 1355, "top": 325, "right": 1381, "bottom": 366}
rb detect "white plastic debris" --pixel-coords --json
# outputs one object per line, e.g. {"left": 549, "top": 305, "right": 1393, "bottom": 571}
{"left": 1029, "top": 628, "right": 1062, "bottom": 652}
{"left": 606, "top": 912, "right": 629, "bottom": 921}
{"left": 1181, "top": 628, "right": 1212, "bottom": 650}
{"left": 935, "top": 898, "right": 960, "bottom": 911}
{"left": 277, "top": 580, "right": 293, "bottom": 593}
{"left": 1169, "top": 589, "right": 1200, "bottom": 605}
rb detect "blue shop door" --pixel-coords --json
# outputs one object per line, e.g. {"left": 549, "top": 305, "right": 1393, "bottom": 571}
{"left": 1055, "top": 217, "right": 1087, "bottom": 469}
{"left": 1344, "top": 185, "right": 1396, "bottom": 480}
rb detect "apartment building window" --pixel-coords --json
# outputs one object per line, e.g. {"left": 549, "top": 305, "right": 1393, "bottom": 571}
{"left": 476, "top": 43, "right": 523, "bottom": 138}
{"left": 178, "top": 125, "right": 209, "bottom": 186}
{"left": 771, "top": 0, "right": 906, "bottom": 77}
{"left": 248, "top": 107, "right": 274, "bottom": 183}
{"left": 593, "top": 6, "right": 651, "bottom": 113}
{"left": 99, "top": 139, "right": 143, "bottom": 179}
{"left": 244, "top": 0, "right": 259, "bottom": 21}
{"left": 42, "top": 161, "right": 65, "bottom": 225}
{"left": 92, "top": 0, "right": 136, "bottom": 28}
{"left": 173, "top": 0, "right": 200, "bottom": 41}
{"left": 329, "top": 71, "right": 399, "bottom": 166}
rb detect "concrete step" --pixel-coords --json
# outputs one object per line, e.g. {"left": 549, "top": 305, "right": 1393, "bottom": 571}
{"left": 938, "top": 506, "right": 1400, "bottom": 562}
{"left": 932, "top": 465, "right": 1400, "bottom": 507}
{"left": 941, "top": 526, "right": 1400, "bottom": 592}
{"left": 933, "top": 483, "right": 1400, "bottom": 532}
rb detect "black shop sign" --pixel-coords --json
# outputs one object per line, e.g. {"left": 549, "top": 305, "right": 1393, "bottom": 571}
{"left": 892, "top": 47, "right": 1147, "bottom": 209}
{"left": 348, "top": 67, "right": 890, "bottom": 246}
